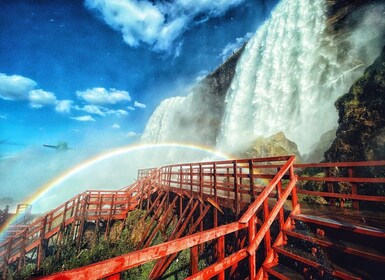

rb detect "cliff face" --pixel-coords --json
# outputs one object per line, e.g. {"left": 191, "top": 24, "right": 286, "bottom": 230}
{"left": 141, "top": 45, "right": 244, "bottom": 146}
{"left": 325, "top": 46, "right": 385, "bottom": 162}
{"left": 186, "top": 45, "right": 245, "bottom": 146}
{"left": 326, "top": 0, "right": 376, "bottom": 35}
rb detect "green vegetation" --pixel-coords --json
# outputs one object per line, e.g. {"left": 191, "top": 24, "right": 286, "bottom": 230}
{"left": 7, "top": 208, "right": 201, "bottom": 279}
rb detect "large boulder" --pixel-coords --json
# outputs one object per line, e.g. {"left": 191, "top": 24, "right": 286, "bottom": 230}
{"left": 242, "top": 132, "right": 303, "bottom": 161}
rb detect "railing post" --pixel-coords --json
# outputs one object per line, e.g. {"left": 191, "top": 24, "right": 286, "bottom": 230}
{"left": 199, "top": 163, "right": 204, "bottom": 252}
{"left": 290, "top": 164, "right": 298, "bottom": 209}
{"left": 349, "top": 167, "right": 359, "bottom": 210}
{"left": 96, "top": 195, "right": 103, "bottom": 235}
{"left": 69, "top": 195, "right": 80, "bottom": 240}
{"left": 61, "top": 201, "right": 69, "bottom": 243}
{"left": 179, "top": 166, "right": 183, "bottom": 218}
{"left": 213, "top": 162, "right": 218, "bottom": 228}
{"left": 139, "top": 181, "right": 144, "bottom": 210}
{"left": 37, "top": 215, "right": 47, "bottom": 268}
{"left": 262, "top": 199, "right": 272, "bottom": 258}
{"left": 217, "top": 235, "right": 225, "bottom": 280}
{"left": 276, "top": 168, "right": 285, "bottom": 230}
{"left": 248, "top": 215, "right": 256, "bottom": 280}
{"left": 18, "top": 229, "right": 27, "bottom": 271}
{"left": 4, "top": 237, "right": 13, "bottom": 278}
{"left": 326, "top": 167, "right": 336, "bottom": 206}
{"left": 48, "top": 212, "right": 53, "bottom": 232}
{"left": 76, "top": 194, "right": 88, "bottom": 248}
{"left": 249, "top": 159, "right": 256, "bottom": 202}
{"left": 190, "top": 245, "right": 199, "bottom": 275}
{"left": 190, "top": 164, "right": 193, "bottom": 196}
{"left": 147, "top": 179, "right": 151, "bottom": 211}
{"left": 105, "top": 194, "right": 115, "bottom": 239}
{"left": 233, "top": 160, "right": 239, "bottom": 217}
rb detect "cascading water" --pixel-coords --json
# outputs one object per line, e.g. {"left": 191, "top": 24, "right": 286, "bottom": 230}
{"left": 217, "top": 0, "right": 383, "bottom": 154}
{"left": 143, "top": 0, "right": 384, "bottom": 157}
{"left": 217, "top": 0, "right": 380, "bottom": 155}
{"left": 141, "top": 96, "right": 187, "bottom": 143}
{"left": 141, "top": 88, "right": 222, "bottom": 146}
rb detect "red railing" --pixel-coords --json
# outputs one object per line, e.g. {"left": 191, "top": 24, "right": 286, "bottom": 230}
{"left": 39, "top": 156, "right": 298, "bottom": 279}
{"left": 0, "top": 184, "right": 150, "bottom": 275}
{"left": 2, "top": 157, "right": 385, "bottom": 279}
{"left": 295, "top": 160, "right": 385, "bottom": 209}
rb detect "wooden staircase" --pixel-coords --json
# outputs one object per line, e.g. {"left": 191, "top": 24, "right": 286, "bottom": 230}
{"left": 263, "top": 212, "right": 385, "bottom": 280}
{"left": 2, "top": 157, "right": 385, "bottom": 279}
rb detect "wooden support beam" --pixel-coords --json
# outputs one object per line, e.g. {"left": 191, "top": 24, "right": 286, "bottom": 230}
{"left": 142, "top": 196, "right": 178, "bottom": 249}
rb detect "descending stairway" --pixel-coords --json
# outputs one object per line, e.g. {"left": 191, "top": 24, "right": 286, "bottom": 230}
{"left": 264, "top": 212, "right": 385, "bottom": 280}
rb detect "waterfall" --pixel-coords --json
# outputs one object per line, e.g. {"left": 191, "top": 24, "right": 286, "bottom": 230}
{"left": 141, "top": 88, "right": 223, "bottom": 146}
{"left": 143, "top": 0, "right": 384, "bottom": 156}
{"left": 141, "top": 96, "right": 186, "bottom": 143}
{"left": 217, "top": 0, "right": 378, "bottom": 154}
{"left": 218, "top": 0, "right": 329, "bottom": 154}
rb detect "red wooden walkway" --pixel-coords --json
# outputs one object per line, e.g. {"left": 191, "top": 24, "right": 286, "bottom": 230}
{"left": 1, "top": 156, "right": 384, "bottom": 279}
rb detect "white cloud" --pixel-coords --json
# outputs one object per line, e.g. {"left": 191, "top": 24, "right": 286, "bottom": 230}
{"left": 219, "top": 32, "right": 253, "bottom": 61}
{"left": 0, "top": 73, "right": 37, "bottom": 100}
{"left": 134, "top": 101, "right": 146, "bottom": 109}
{"left": 77, "top": 104, "right": 106, "bottom": 116}
{"left": 55, "top": 100, "right": 73, "bottom": 113}
{"left": 112, "top": 123, "right": 120, "bottom": 129}
{"left": 70, "top": 115, "right": 96, "bottom": 122}
{"left": 0, "top": 114, "right": 7, "bottom": 119}
{"left": 0, "top": 73, "right": 66, "bottom": 111}
{"left": 85, "top": 0, "right": 244, "bottom": 53}
{"left": 126, "top": 131, "right": 140, "bottom": 138}
{"left": 74, "top": 104, "right": 128, "bottom": 118}
{"left": 76, "top": 87, "right": 131, "bottom": 105}
{"left": 107, "top": 109, "right": 128, "bottom": 117}
{"left": 127, "top": 106, "right": 135, "bottom": 111}
{"left": 28, "top": 89, "right": 57, "bottom": 109}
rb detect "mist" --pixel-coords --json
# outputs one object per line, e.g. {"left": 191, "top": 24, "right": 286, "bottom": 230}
{"left": 2, "top": 1, "right": 384, "bottom": 216}
{"left": 0, "top": 137, "right": 226, "bottom": 213}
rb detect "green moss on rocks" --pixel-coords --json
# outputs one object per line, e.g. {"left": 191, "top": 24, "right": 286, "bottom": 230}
{"left": 325, "top": 46, "right": 385, "bottom": 162}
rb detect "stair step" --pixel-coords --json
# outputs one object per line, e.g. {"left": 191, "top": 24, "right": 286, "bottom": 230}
{"left": 263, "top": 262, "right": 304, "bottom": 280}
{"left": 284, "top": 228, "right": 385, "bottom": 263}
{"left": 291, "top": 214, "right": 385, "bottom": 238}
{"left": 274, "top": 245, "right": 361, "bottom": 280}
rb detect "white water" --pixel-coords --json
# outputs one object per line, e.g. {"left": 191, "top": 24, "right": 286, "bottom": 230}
{"left": 219, "top": 0, "right": 359, "bottom": 154}
{"left": 141, "top": 96, "right": 187, "bottom": 143}
{"left": 143, "top": 0, "right": 385, "bottom": 156}
{"left": 141, "top": 93, "right": 213, "bottom": 144}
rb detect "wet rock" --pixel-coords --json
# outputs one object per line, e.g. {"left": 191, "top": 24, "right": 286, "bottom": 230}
{"left": 325, "top": 45, "right": 385, "bottom": 162}
{"left": 242, "top": 132, "right": 303, "bottom": 161}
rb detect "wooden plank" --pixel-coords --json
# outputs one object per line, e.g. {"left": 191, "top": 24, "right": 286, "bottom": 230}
{"left": 291, "top": 214, "right": 385, "bottom": 238}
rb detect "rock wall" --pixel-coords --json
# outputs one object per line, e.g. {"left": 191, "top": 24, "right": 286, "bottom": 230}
{"left": 325, "top": 46, "right": 385, "bottom": 162}
{"left": 326, "top": 0, "right": 375, "bottom": 35}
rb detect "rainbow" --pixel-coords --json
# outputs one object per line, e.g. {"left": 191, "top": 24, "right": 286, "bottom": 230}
{"left": 0, "top": 143, "right": 230, "bottom": 238}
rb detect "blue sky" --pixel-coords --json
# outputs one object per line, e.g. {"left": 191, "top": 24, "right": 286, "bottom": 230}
{"left": 0, "top": 0, "right": 278, "bottom": 155}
